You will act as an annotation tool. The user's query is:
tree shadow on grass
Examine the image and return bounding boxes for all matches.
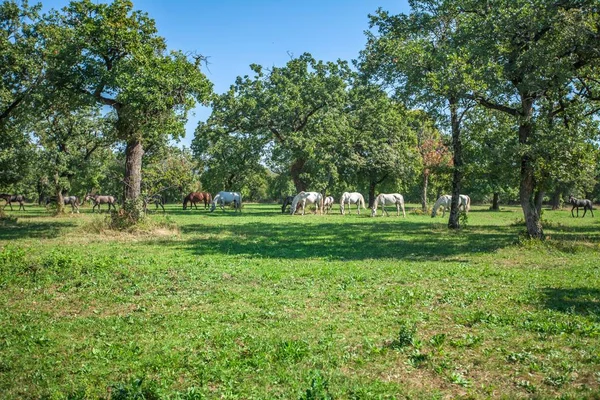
[540,288,600,321]
[172,220,518,261]
[0,219,76,241]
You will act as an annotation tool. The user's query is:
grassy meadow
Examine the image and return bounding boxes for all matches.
[0,202,599,399]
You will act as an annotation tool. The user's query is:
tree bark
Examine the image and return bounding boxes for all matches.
[421,172,429,212]
[448,97,462,230]
[290,158,308,193]
[124,138,144,202]
[551,190,561,210]
[53,171,65,215]
[492,192,500,211]
[368,180,376,209]
[519,99,544,239]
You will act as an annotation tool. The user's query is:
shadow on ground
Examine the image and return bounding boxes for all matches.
[0,220,76,241]
[168,220,520,261]
[540,287,600,320]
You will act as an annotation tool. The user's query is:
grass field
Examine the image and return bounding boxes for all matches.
[1,202,599,399]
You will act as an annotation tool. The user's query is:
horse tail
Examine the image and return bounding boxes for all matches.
[466,195,471,212]
[360,194,365,210]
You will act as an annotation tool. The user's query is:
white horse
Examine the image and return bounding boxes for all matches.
[210,191,242,213]
[340,192,366,215]
[323,196,335,214]
[290,191,322,215]
[371,193,406,217]
[431,194,471,217]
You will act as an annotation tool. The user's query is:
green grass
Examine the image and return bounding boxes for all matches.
[1,203,599,399]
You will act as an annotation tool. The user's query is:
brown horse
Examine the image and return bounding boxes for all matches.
[183,192,212,210]
[0,194,25,211]
[85,194,117,213]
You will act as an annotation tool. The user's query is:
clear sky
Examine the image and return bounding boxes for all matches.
[40,0,411,147]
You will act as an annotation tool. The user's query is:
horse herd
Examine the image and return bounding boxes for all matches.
[0,191,594,218]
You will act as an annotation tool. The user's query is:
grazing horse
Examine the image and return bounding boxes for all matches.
[143,194,165,213]
[290,191,323,215]
[340,192,365,215]
[371,193,406,217]
[569,195,594,218]
[281,196,295,214]
[323,196,335,214]
[46,196,80,213]
[183,192,211,210]
[282,195,304,214]
[0,194,25,211]
[431,194,471,217]
[210,191,242,213]
[85,194,117,213]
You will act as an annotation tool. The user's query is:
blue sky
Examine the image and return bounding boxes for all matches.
[41,0,411,147]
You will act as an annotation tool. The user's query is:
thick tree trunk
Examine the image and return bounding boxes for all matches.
[421,172,429,212]
[290,158,307,193]
[492,192,500,211]
[551,190,561,210]
[53,171,65,214]
[535,189,545,216]
[448,98,462,230]
[124,139,144,202]
[518,101,544,239]
[368,180,376,208]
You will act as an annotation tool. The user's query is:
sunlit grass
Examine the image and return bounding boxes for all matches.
[1,203,599,398]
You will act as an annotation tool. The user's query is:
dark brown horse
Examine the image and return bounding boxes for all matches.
[569,195,594,218]
[183,192,212,210]
[0,194,25,211]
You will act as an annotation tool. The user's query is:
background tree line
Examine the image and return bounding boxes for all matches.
[2,0,599,237]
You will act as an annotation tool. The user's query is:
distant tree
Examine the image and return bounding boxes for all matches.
[198,53,350,193]
[344,83,418,207]
[34,106,110,213]
[142,146,199,203]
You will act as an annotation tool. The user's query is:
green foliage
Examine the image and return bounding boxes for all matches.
[299,371,333,400]
[196,53,351,192]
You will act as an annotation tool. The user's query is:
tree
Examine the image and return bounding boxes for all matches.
[0,0,44,126]
[462,108,519,210]
[34,106,110,213]
[0,1,44,192]
[49,0,212,214]
[192,127,268,197]
[457,0,600,238]
[361,2,475,228]
[142,146,199,203]
[199,53,350,193]
[344,83,418,207]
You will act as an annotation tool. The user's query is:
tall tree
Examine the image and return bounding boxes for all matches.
[344,83,418,207]
[361,2,475,228]
[49,0,212,212]
[199,53,350,192]
[457,0,600,238]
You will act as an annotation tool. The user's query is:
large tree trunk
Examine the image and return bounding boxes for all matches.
[368,180,376,208]
[519,100,544,239]
[290,158,308,193]
[124,138,144,202]
[448,98,462,230]
[551,190,561,210]
[492,192,500,211]
[53,171,65,215]
[421,172,429,212]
